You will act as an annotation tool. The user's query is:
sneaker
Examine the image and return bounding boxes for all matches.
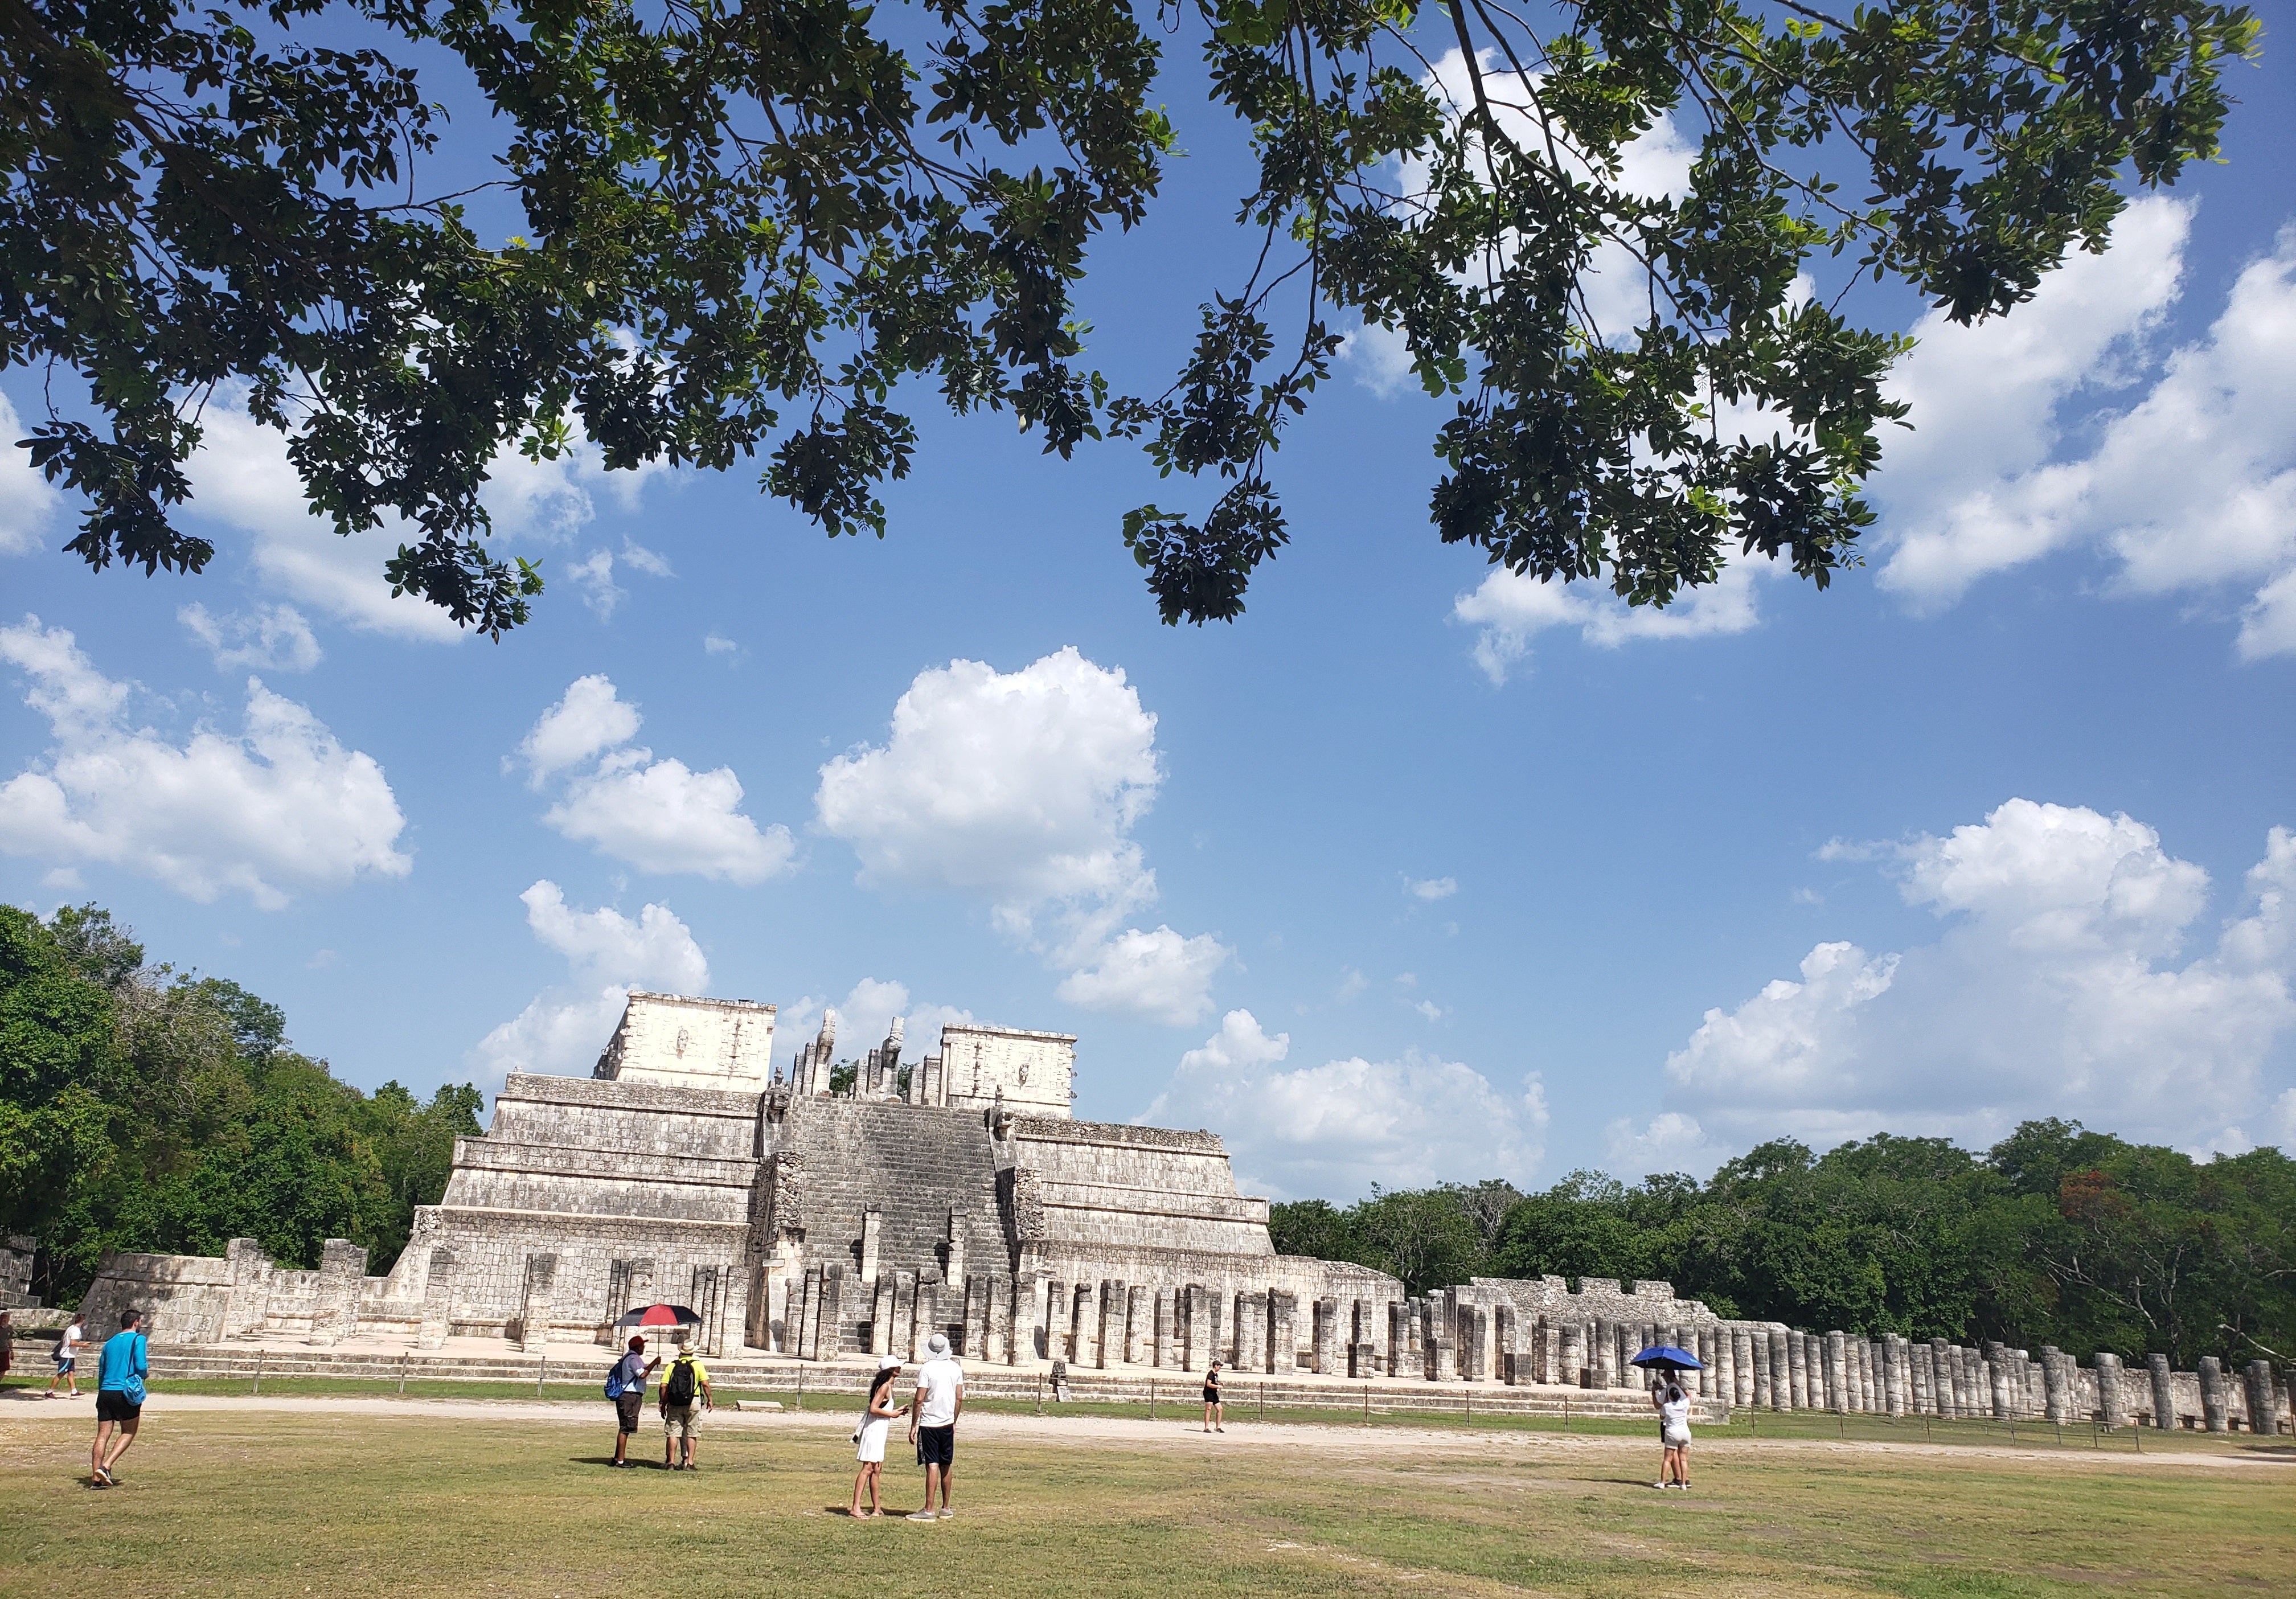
[906,1510,939,1522]
[1653,1481,1667,1490]
[937,1508,954,1519]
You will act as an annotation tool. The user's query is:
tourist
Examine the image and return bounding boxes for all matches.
[91,1309,148,1487]
[658,1343,712,1470]
[848,1354,903,1517]
[1202,1359,1224,1432]
[905,1331,964,1521]
[605,1335,659,1468]
[48,1312,86,1398]
[1654,1377,1692,1489]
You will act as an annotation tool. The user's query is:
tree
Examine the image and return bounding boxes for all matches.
[0,899,484,1302]
[5,0,2257,633]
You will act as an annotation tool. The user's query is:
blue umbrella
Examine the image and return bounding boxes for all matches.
[1631,1344,1704,1371]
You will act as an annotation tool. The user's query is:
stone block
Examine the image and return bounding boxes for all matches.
[309,1240,367,1347]
[1424,1336,1456,1383]
[1311,1296,1338,1376]
[417,1248,457,1350]
[516,1253,557,1352]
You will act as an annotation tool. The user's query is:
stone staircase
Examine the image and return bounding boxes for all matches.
[141,1343,1721,1421]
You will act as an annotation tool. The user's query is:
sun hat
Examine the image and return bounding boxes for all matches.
[926,1332,950,1356]
[877,1353,903,1370]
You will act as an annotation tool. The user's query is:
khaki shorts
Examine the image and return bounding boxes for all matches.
[662,1403,701,1438]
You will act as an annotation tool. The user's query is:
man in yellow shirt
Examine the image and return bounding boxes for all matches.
[658,1344,712,1471]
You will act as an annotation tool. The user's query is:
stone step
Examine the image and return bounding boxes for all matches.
[143,1344,1721,1420]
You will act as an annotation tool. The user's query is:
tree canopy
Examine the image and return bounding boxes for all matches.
[0,899,482,1305]
[1270,1127,2296,1367]
[4,0,2258,632]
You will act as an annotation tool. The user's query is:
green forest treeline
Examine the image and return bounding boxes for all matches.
[6,901,2291,1367]
[1273,1132,2296,1370]
[1,903,481,1306]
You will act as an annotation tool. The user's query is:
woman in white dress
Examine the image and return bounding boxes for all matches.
[849,1355,904,1517]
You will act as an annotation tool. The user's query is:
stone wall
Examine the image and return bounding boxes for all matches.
[1006,1117,1273,1257]
[592,991,777,1090]
[1,1233,37,1309]
[938,1024,1075,1117]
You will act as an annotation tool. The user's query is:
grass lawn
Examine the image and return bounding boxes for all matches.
[2,1405,2288,1597]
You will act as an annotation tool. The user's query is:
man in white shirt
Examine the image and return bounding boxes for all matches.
[905,1332,965,1521]
[48,1314,85,1398]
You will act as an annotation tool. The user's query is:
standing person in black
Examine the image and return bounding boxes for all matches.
[1202,1360,1224,1432]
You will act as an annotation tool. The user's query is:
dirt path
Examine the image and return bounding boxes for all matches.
[5,1389,2287,1475]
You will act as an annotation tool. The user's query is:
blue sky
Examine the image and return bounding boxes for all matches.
[5,7,2295,1202]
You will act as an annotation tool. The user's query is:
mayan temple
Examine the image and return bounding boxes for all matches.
[363,989,1399,1361]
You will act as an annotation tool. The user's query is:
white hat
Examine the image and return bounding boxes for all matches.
[926,1332,950,1356]
[876,1353,903,1371]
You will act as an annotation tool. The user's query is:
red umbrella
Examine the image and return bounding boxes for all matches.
[614,1303,702,1329]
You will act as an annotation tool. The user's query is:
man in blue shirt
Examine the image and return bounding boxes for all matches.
[606,1335,659,1469]
[92,1309,147,1487]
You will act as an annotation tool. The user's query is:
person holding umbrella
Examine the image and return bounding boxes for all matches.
[1630,1341,1702,1491]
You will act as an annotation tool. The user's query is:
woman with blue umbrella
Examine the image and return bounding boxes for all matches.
[1633,1342,1700,1490]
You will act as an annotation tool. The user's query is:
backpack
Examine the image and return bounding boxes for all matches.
[663,1355,696,1407]
[604,1357,629,1399]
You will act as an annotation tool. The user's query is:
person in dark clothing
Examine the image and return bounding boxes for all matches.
[1202,1360,1224,1432]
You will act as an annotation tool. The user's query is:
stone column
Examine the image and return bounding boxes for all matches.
[817,1266,847,1360]
[1312,1297,1339,1376]
[1591,1319,1615,1389]
[2242,1360,2278,1436]
[2198,1357,2229,1432]
[2039,1346,2068,1423]
[1095,1280,1124,1369]
[1749,1326,1770,1408]
[308,1239,367,1347]
[1425,1330,1457,1382]
[221,1238,273,1340]
[1621,1323,1642,1388]
[1153,1287,1175,1368]
[1493,1303,1518,1384]
[1855,1339,1874,1412]
[517,1253,557,1354]
[859,1210,882,1286]
[1037,1278,1065,1361]
[1819,1332,1843,1412]
[1459,1305,1487,1381]
[1558,1322,1585,1388]
[2092,1352,2123,1426]
[1269,1290,1298,1375]
[796,1266,822,1360]
[998,1272,1024,1366]
[2145,1352,2174,1428]
[1125,1284,1149,1364]
[1782,1331,1805,1409]
[416,1248,456,1351]
[1987,1349,2013,1420]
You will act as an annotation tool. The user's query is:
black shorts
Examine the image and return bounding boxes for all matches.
[96,1391,142,1424]
[614,1391,644,1433]
[1203,1388,1219,1404]
[916,1424,956,1469]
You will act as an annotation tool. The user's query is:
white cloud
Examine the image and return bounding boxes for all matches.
[1141,1009,1548,1200]
[1336,966,1369,1002]
[179,392,671,640]
[1604,1111,1728,1180]
[471,880,711,1084]
[564,548,624,619]
[516,675,796,883]
[1875,207,2296,655]
[0,615,409,907]
[1404,875,1457,901]
[0,392,60,555]
[1453,556,1766,684]
[517,674,644,784]
[703,633,739,659]
[1056,925,1231,1025]
[179,602,322,673]
[1663,800,2296,1154]
[817,647,1228,1022]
